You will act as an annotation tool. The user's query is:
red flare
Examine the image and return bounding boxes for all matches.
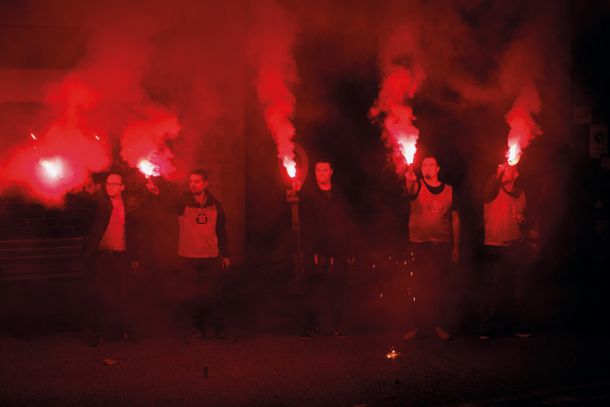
[370,39,425,176]
[250,0,298,179]
[120,106,181,179]
[283,157,297,178]
[137,159,160,178]
[38,156,67,185]
[506,143,521,166]
[398,136,417,165]
[505,84,542,166]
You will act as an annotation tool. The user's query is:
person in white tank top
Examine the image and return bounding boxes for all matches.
[403,156,461,341]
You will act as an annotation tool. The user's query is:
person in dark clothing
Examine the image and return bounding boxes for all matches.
[403,156,460,341]
[147,169,231,342]
[83,172,142,347]
[297,161,355,338]
[479,163,530,339]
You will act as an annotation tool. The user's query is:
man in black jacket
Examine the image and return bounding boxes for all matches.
[83,171,141,347]
[298,160,355,338]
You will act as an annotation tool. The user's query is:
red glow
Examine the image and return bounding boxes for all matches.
[398,136,417,165]
[137,159,160,178]
[30,133,38,141]
[386,348,400,360]
[505,84,542,166]
[370,43,425,175]
[506,143,521,166]
[284,157,297,178]
[121,106,181,178]
[251,1,298,179]
[3,123,110,205]
[38,157,66,183]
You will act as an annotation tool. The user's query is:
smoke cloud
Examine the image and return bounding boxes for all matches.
[248,0,299,178]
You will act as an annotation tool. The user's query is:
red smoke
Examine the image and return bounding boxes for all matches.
[370,29,425,176]
[120,106,181,179]
[505,83,542,165]
[249,0,299,179]
[3,122,109,206]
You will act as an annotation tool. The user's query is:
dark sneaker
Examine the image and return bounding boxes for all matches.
[300,329,317,339]
[402,328,418,341]
[479,331,492,340]
[215,330,238,343]
[122,332,140,344]
[434,326,452,341]
[332,329,347,339]
[89,333,104,348]
[183,330,204,344]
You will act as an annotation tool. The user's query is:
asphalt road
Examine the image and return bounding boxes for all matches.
[1,331,609,406]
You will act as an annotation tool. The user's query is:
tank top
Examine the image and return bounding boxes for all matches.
[409,181,453,243]
[484,187,526,246]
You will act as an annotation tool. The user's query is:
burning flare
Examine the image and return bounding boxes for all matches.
[386,348,400,360]
[121,106,181,179]
[506,143,522,166]
[284,158,297,178]
[38,157,66,183]
[398,136,417,165]
[250,0,298,180]
[137,159,160,178]
[371,67,423,172]
[505,84,542,166]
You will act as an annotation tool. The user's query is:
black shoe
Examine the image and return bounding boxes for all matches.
[122,332,140,344]
[89,333,104,347]
[479,330,493,340]
[183,330,204,344]
[215,330,238,343]
[300,328,317,339]
[332,329,347,339]
[402,329,418,341]
[434,326,452,341]
[479,324,492,340]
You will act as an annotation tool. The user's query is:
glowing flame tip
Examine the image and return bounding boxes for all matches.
[39,157,65,183]
[398,137,417,165]
[137,159,160,178]
[283,158,297,178]
[507,143,521,166]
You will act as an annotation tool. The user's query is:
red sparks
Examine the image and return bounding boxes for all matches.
[386,348,400,360]
[505,84,542,166]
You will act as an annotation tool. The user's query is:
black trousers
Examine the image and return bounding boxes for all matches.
[303,254,347,333]
[177,257,225,334]
[407,242,452,331]
[87,251,136,336]
[479,243,528,333]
